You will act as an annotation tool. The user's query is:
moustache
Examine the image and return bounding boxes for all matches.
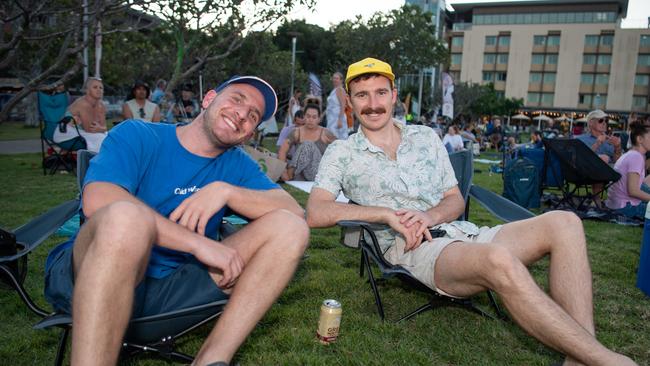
[361,107,386,115]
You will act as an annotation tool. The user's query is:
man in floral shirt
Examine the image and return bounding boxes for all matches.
[306,57,636,366]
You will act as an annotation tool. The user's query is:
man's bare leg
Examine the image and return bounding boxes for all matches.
[193,209,309,365]
[71,201,156,366]
[434,211,636,366]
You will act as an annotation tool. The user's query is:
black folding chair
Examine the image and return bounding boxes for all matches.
[338,150,535,322]
[542,138,621,211]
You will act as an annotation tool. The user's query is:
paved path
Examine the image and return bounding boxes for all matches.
[0,139,42,154]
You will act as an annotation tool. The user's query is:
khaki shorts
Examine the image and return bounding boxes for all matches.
[384,224,502,298]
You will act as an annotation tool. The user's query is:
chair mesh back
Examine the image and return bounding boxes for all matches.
[449,150,473,202]
[543,138,620,185]
[76,150,96,194]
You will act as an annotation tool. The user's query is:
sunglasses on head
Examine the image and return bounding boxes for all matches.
[139,108,145,118]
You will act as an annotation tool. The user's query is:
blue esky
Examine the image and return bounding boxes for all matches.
[286,0,650,29]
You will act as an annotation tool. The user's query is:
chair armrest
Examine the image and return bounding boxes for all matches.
[469,185,535,223]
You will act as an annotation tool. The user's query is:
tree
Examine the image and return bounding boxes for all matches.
[0,0,157,123]
[274,19,339,77]
[141,0,316,98]
[451,82,523,121]
[332,5,448,76]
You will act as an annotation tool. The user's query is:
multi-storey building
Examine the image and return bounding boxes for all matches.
[446,0,650,116]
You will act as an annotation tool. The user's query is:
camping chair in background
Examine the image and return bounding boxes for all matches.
[542,138,621,212]
[338,149,535,322]
[3,149,230,365]
[37,91,86,175]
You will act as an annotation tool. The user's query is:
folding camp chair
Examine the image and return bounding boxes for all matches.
[338,149,535,322]
[2,150,229,365]
[542,138,621,211]
[37,91,86,175]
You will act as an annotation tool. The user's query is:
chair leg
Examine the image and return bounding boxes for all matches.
[486,290,507,320]
[396,302,433,323]
[359,251,365,278]
[55,328,70,366]
[0,264,50,318]
[362,250,385,321]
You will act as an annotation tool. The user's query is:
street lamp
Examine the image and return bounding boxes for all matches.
[287,32,301,98]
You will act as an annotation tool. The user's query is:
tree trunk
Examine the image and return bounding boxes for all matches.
[24,91,39,127]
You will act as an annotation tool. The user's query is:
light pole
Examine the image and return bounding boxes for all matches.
[287,32,301,98]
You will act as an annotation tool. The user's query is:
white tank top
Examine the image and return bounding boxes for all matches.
[126,99,157,122]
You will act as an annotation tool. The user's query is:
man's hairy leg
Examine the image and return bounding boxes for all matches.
[71,201,156,366]
[193,209,309,365]
[433,212,636,366]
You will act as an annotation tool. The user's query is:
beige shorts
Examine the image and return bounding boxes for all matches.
[384,224,502,297]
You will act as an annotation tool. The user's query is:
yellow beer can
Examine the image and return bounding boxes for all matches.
[317,299,342,344]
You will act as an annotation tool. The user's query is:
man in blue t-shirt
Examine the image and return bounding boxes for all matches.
[44,76,308,365]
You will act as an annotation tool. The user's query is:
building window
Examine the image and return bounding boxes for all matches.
[498,36,510,47]
[496,72,507,81]
[581,73,595,84]
[633,96,648,107]
[600,35,614,46]
[543,73,556,83]
[529,72,542,83]
[634,74,649,86]
[579,94,592,105]
[534,35,546,46]
[639,54,650,67]
[482,72,494,82]
[495,91,505,98]
[452,36,464,47]
[527,92,541,104]
[541,93,554,106]
[547,35,560,46]
[585,35,599,46]
[597,55,611,65]
[485,36,497,46]
[451,54,462,65]
[532,54,544,64]
[641,35,650,47]
[484,53,496,64]
[546,54,558,64]
[583,54,597,65]
[595,74,609,85]
[498,54,509,64]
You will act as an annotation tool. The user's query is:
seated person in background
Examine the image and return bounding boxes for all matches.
[531,130,544,149]
[167,84,199,123]
[307,57,638,366]
[606,121,650,219]
[577,109,622,207]
[122,80,161,122]
[151,79,166,105]
[278,104,335,181]
[442,125,464,152]
[459,123,478,143]
[44,75,308,365]
[488,118,503,150]
[55,77,107,153]
[277,109,304,148]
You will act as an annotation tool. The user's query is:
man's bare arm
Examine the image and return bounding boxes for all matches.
[424,186,465,226]
[305,187,392,228]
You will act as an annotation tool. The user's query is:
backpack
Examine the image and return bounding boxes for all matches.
[503,157,540,208]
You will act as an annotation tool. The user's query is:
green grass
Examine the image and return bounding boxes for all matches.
[1,152,649,365]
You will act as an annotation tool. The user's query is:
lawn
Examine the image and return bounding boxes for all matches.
[0,150,649,365]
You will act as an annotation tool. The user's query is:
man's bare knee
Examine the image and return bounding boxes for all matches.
[262,209,309,256]
[483,245,529,294]
[85,201,156,261]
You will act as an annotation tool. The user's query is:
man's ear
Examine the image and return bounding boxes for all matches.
[202,89,217,109]
[391,88,398,104]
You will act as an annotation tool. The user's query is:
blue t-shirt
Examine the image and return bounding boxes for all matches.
[576,133,615,161]
[46,120,278,278]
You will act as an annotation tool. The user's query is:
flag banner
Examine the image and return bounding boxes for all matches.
[442,72,454,119]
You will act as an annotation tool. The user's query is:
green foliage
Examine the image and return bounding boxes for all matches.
[453,82,523,121]
[274,20,339,76]
[332,5,448,75]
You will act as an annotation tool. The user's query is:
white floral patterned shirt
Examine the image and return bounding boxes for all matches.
[315,121,467,251]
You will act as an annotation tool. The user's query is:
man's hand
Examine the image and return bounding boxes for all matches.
[192,240,244,288]
[394,209,435,250]
[88,120,106,133]
[608,135,621,148]
[169,182,231,235]
[385,211,430,252]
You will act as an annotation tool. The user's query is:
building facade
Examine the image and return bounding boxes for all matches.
[447,0,650,116]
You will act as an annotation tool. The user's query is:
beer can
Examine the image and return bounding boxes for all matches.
[317,299,342,344]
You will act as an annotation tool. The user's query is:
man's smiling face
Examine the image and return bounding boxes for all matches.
[347,74,396,133]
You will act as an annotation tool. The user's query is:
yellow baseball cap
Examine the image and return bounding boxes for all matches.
[345,57,395,91]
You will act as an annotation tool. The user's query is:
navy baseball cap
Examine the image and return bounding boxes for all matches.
[214,76,278,122]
